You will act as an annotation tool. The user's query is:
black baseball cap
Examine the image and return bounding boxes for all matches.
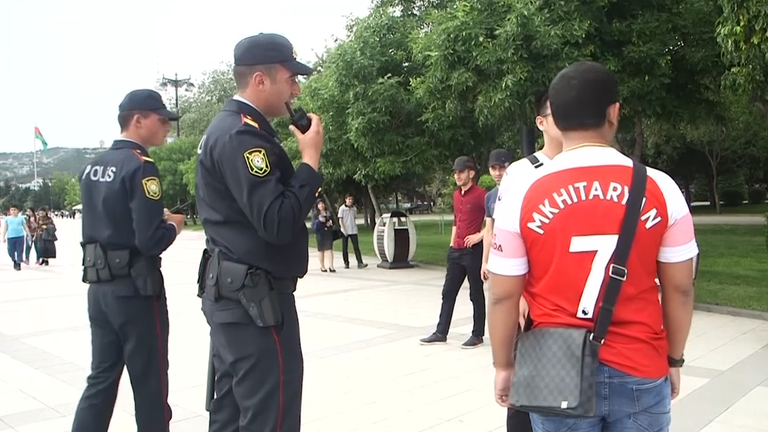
[452,156,476,171]
[488,149,512,167]
[118,89,180,121]
[234,33,314,76]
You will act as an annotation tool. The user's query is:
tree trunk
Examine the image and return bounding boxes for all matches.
[710,162,721,215]
[367,184,382,221]
[367,206,375,227]
[632,115,645,161]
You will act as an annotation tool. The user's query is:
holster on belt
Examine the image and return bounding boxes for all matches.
[197,248,212,298]
[204,250,283,328]
[130,256,163,296]
[82,243,130,284]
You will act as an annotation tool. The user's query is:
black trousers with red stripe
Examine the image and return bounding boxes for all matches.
[72,278,171,432]
[203,290,303,432]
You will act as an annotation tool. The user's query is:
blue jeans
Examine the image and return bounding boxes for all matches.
[7,236,24,263]
[530,363,671,432]
[25,236,36,261]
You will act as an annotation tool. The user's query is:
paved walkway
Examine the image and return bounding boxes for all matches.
[0,219,766,432]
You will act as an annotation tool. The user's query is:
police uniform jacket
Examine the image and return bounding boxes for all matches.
[80,139,177,257]
[196,98,323,279]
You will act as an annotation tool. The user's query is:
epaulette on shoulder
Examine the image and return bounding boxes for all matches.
[132,149,155,163]
[241,114,260,130]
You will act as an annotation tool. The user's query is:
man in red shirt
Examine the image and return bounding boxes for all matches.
[487,61,697,432]
[421,156,487,349]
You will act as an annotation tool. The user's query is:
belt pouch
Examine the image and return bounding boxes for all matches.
[217,259,249,304]
[83,243,112,283]
[106,250,131,278]
[204,250,222,300]
[130,256,163,296]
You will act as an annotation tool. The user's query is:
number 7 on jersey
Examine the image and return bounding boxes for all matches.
[569,234,619,319]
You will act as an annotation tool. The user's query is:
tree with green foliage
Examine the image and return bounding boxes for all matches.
[50,173,75,209]
[297,5,436,219]
[717,0,768,121]
[413,0,705,161]
[178,66,237,138]
[148,137,199,208]
[646,91,768,213]
[65,177,81,208]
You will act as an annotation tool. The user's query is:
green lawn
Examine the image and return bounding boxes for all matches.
[690,202,768,215]
[693,225,767,311]
[309,221,768,312]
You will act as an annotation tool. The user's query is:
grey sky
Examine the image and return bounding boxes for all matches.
[0,0,372,153]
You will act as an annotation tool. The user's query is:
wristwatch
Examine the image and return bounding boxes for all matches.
[667,355,685,368]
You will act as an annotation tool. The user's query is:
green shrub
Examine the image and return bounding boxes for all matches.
[692,177,710,202]
[717,173,747,207]
[478,174,497,191]
[748,187,767,204]
[720,189,745,207]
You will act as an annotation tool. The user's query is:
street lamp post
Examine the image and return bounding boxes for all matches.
[158,73,195,137]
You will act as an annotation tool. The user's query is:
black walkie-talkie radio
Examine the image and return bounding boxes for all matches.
[285,102,312,134]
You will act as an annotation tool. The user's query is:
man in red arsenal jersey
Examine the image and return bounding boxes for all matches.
[421,156,487,349]
[487,61,697,432]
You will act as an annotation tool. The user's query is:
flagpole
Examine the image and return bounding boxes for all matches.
[32,126,38,189]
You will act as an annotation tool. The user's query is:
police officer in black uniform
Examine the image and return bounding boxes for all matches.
[72,89,186,432]
[195,33,324,432]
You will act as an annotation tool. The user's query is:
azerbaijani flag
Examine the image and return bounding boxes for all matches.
[34,126,49,156]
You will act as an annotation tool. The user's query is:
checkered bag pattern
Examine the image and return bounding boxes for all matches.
[509,327,600,417]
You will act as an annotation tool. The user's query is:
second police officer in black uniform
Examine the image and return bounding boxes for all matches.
[195,34,325,431]
[72,89,186,432]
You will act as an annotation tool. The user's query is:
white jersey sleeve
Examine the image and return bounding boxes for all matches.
[487,163,537,277]
[648,168,699,263]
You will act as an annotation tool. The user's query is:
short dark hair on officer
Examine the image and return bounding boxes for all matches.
[233,65,277,90]
[232,33,313,90]
[118,111,152,132]
[117,89,179,132]
[548,61,619,132]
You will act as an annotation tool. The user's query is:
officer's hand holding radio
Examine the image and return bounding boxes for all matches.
[287,106,324,171]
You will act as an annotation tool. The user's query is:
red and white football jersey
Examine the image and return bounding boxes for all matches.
[488,146,698,379]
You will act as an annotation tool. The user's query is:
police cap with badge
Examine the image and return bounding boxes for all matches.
[234,33,314,76]
[118,89,180,121]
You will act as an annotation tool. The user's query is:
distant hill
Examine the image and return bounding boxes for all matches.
[0,147,106,182]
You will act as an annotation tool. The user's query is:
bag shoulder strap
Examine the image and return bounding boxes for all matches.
[591,160,648,344]
[526,154,544,169]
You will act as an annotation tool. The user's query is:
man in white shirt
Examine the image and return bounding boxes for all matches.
[482,91,563,281]
[338,194,368,269]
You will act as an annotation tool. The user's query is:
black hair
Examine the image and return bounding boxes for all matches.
[345,193,353,199]
[534,90,550,117]
[9,204,19,210]
[548,61,619,132]
[117,111,152,132]
[233,65,278,90]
